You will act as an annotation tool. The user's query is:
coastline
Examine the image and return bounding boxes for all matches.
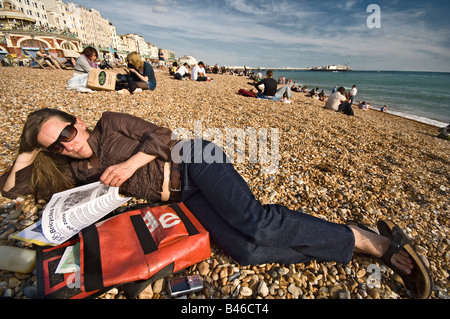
[0,67,449,300]
[271,69,450,128]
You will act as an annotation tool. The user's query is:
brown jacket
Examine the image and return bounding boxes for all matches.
[0,112,177,202]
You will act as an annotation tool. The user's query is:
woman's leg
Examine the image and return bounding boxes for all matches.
[178,140,355,264]
[184,190,320,265]
[284,86,293,99]
[279,85,292,99]
[146,80,156,91]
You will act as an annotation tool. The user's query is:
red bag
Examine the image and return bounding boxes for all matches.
[79,203,210,292]
[238,89,257,97]
[36,239,109,299]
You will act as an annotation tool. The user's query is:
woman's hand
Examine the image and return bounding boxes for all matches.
[100,152,156,187]
[100,162,136,187]
[129,68,148,82]
[3,149,40,192]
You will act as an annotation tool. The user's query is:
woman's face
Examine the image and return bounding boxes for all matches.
[37,117,93,159]
[88,54,97,62]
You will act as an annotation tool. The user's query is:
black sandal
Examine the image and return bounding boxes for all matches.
[377,219,433,299]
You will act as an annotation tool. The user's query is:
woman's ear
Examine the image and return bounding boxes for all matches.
[75,118,87,130]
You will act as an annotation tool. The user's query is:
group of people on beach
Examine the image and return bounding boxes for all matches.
[33,48,75,70]
[237,69,293,103]
[64,46,231,94]
[271,75,390,116]
[171,61,213,82]
[0,52,436,300]
[65,46,157,95]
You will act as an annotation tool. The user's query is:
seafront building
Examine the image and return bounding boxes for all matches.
[0,0,178,65]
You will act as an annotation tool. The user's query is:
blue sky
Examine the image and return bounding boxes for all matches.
[74,0,450,72]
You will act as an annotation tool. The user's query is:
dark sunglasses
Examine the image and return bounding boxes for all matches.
[47,121,78,154]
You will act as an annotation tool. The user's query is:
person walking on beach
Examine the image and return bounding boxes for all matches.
[0,108,432,299]
[349,85,358,106]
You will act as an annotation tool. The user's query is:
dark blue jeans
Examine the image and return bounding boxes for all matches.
[176,140,355,265]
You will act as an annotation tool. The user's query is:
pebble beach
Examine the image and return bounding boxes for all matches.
[0,67,449,300]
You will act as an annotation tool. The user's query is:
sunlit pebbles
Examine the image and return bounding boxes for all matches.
[0,67,449,299]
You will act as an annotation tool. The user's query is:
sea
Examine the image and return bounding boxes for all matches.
[271,70,450,128]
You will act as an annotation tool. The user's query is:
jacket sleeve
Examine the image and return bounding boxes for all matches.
[98,112,175,162]
[254,80,264,93]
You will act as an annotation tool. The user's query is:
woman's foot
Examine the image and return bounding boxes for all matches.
[349,225,414,274]
[349,220,432,299]
[117,89,130,95]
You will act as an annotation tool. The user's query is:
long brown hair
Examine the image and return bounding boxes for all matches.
[19,109,77,200]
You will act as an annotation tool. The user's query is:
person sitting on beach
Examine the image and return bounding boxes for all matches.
[66,47,99,92]
[212,64,220,74]
[73,46,98,75]
[380,105,388,112]
[17,54,27,67]
[254,69,293,103]
[174,63,190,80]
[0,108,433,299]
[256,69,263,81]
[120,52,157,94]
[291,82,301,92]
[325,87,348,112]
[170,62,178,76]
[307,88,316,98]
[36,48,61,70]
[324,87,354,116]
[57,52,75,69]
[358,101,371,110]
[318,90,326,101]
[191,61,209,81]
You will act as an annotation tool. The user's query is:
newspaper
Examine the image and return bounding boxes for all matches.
[11,220,53,246]
[41,181,131,245]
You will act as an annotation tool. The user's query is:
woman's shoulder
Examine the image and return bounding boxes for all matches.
[98,111,147,127]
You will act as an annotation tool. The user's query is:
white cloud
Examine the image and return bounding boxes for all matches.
[152,5,169,13]
[73,0,450,71]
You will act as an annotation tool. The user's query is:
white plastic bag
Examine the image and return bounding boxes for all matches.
[67,74,93,92]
